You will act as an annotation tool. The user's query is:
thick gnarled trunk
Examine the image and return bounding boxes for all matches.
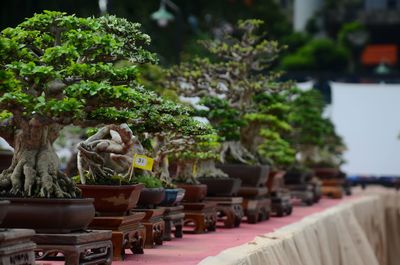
[0,123,78,198]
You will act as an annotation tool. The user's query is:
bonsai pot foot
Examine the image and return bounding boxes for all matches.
[271,193,293,217]
[205,197,244,228]
[131,208,165,248]
[88,212,146,261]
[33,230,112,265]
[159,205,185,241]
[243,197,271,223]
[181,202,217,234]
[0,229,36,265]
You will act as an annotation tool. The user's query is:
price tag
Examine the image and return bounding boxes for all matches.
[132,154,154,171]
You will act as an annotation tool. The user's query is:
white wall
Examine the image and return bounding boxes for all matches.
[293,0,322,32]
[331,82,400,176]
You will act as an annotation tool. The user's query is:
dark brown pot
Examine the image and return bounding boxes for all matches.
[0,200,9,225]
[176,184,207,202]
[313,167,341,179]
[78,184,144,215]
[197,177,242,196]
[0,150,13,171]
[137,188,165,208]
[266,171,286,192]
[0,198,95,233]
[217,164,270,187]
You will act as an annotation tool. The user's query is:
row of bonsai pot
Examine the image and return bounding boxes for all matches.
[0,163,350,264]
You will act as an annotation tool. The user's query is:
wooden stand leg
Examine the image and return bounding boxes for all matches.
[163,220,172,241]
[111,232,124,261]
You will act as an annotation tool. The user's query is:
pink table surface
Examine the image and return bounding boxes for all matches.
[38,197,351,265]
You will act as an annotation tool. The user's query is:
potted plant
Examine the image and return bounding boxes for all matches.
[167,20,290,187]
[0,11,157,232]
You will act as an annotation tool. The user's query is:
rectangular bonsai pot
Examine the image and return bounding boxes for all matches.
[217,164,270,187]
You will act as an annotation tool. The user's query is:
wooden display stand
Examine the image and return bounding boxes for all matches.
[181,202,217,233]
[131,208,165,248]
[33,230,112,265]
[205,197,244,228]
[238,187,271,223]
[160,205,185,241]
[88,212,146,261]
[267,171,293,217]
[0,229,36,265]
[321,179,344,199]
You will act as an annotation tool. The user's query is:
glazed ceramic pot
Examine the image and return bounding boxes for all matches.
[79,184,144,215]
[137,188,166,208]
[160,188,186,206]
[1,198,95,233]
[197,177,242,196]
[176,184,207,202]
[217,164,270,187]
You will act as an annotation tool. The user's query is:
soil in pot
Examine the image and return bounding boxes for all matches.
[0,200,9,225]
[0,198,95,233]
[78,184,144,216]
[176,184,207,203]
[217,164,270,187]
[197,177,242,197]
[137,188,165,209]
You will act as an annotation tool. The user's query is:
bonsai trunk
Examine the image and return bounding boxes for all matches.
[0,122,78,198]
[196,160,228,178]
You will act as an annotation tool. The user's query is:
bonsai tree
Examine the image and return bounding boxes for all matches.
[173,133,226,184]
[167,19,290,164]
[0,11,160,198]
[255,90,296,170]
[287,89,345,169]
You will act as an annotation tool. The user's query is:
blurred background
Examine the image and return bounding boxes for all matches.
[1,0,400,177]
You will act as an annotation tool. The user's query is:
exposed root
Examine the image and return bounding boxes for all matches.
[196,159,228,178]
[220,141,256,164]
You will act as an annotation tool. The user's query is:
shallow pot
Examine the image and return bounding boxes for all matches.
[160,188,186,206]
[0,198,94,233]
[0,150,13,171]
[217,164,270,187]
[79,184,144,215]
[197,177,242,196]
[0,200,9,225]
[313,167,341,179]
[137,188,165,208]
[176,184,207,202]
[266,171,286,192]
[284,171,313,185]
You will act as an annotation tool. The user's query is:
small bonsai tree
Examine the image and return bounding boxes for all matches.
[167,19,289,164]
[255,90,296,170]
[287,89,345,169]
[0,11,158,198]
[173,133,226,184]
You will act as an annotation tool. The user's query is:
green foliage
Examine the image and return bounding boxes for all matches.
[132,175,163,188]
[0,11,156,130]
[287,89,346,168]
[258,129,295,169]
[281,38,349,71]
[338,21,367,48]
[197,96,245,141]
[73,174,137,185]
[167,20,290,163]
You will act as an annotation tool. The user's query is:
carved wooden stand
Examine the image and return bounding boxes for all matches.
[131,208,165,249]
[0,229,36,265]
[160,205,185,241]
[181,202,217,233]
[88,212,146,261]
[270,191,292,217]
[205,197,244,228]
[238,187,271,224]
[33,230,112,265]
